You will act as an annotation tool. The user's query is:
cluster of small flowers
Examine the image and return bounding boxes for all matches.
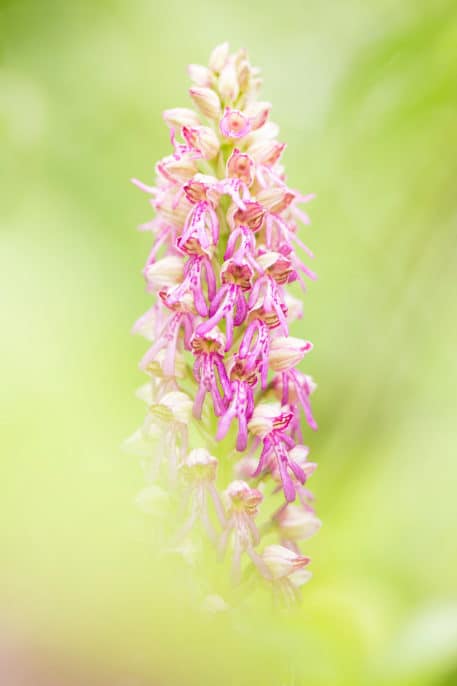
[128,43,321,601]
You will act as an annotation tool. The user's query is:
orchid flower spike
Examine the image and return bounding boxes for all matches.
[128,43,320,602]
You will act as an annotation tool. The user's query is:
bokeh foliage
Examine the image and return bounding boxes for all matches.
[1,0,457,684]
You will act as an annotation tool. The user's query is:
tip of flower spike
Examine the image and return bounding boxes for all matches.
[209,42,230,73]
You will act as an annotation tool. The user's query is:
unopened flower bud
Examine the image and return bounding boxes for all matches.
[269,337,313,372]
[218,61,239,103]
[262,544,310,580]
[233,47,248,69]
[233,49,251,91]
[236,59,251,93]
[144,256,184,289]
[189,87,221,119]
[163,107,201,128]
[248,402,292,438]
[158,155,198,182]
[275,505,322,541]
[209,42,229,73]
[188,63,214,87]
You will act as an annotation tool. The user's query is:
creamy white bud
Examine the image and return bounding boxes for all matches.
[188,63,214,87]
[269,336,313,372]
[233,49,251,92]
[144,256,184,289]
[209,42,229,72]
[163,107,201,128]
[236,59,251,93]
[276,505,322,541]
[159,155,198,181]
[189,87,221,120]
[218,61,239,103]
[248,402,282,438]
[263,544,310,579]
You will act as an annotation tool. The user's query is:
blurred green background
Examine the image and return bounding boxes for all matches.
[2,0,457,684]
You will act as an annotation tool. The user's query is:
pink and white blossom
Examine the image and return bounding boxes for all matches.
[129,43,321,601]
